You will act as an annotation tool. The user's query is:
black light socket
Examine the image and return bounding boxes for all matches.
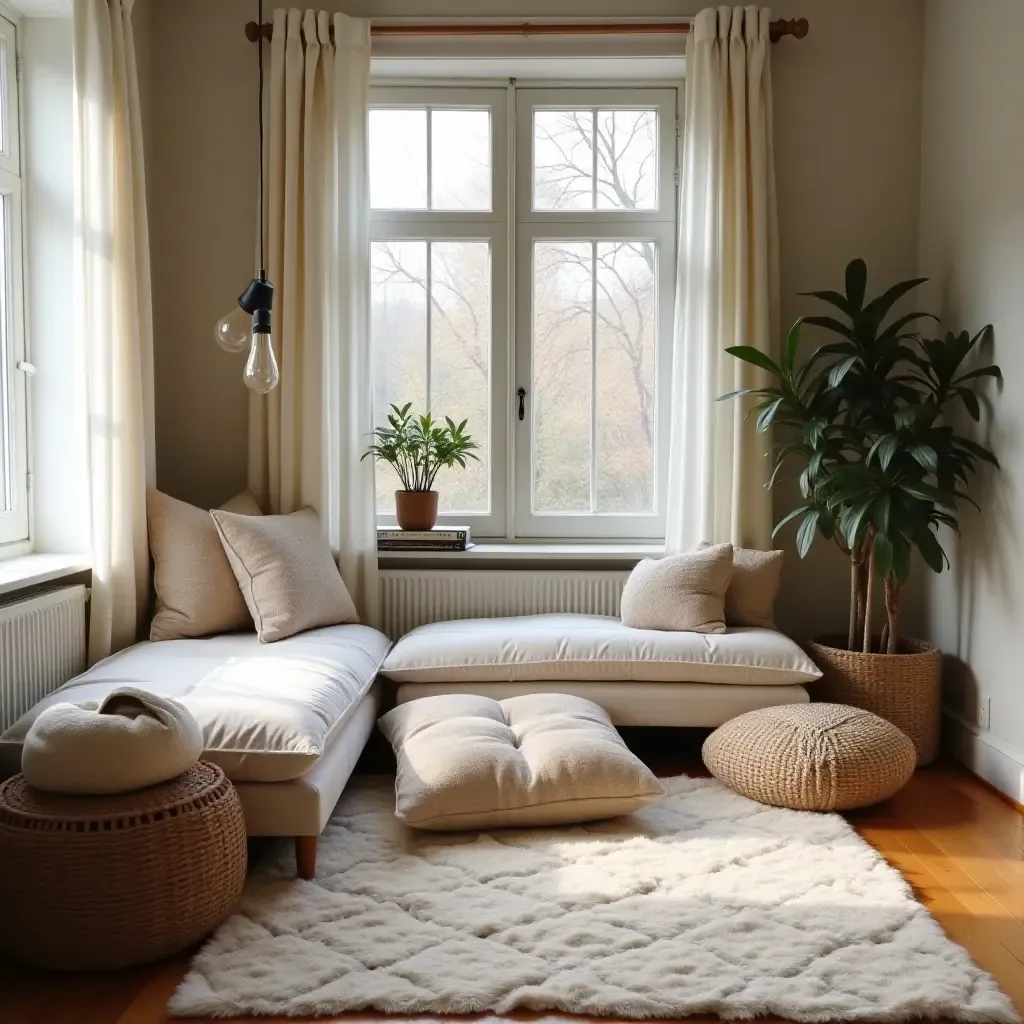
[238,275,275,315]
[253,307,272,334]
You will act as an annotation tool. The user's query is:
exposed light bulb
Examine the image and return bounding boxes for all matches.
[243,331,279,394]
[214,305,253,353]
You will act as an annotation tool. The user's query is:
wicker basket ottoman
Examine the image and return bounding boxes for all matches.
[702,703,916,811]
[0,761,246,970]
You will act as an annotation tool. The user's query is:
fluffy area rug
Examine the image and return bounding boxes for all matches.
[170,775,1017,1022]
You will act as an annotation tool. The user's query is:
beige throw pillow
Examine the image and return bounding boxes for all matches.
[697,541,784,628]
[148,488,262,641]
[620,543,732,633]
[378,693,664,831]
[211,506,359,643]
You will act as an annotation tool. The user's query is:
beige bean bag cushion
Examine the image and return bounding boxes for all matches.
[21,687,203,795]
[620,543,732,632]
[378,693,664,831]
[702,703,916,811]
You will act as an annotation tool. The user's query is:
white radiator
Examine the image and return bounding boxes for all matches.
[0,585,88,732]
[379,570,630,640]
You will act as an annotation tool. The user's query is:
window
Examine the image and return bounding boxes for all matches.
[370,86,676,540]
[0,14,27,549]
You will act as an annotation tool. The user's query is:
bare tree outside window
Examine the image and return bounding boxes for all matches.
[531,109,659,514]
[371,240,491,515]
[368,89,673,538]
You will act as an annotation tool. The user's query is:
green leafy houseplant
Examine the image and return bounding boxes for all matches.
[721,258,1001,655]
[362,402,480,530]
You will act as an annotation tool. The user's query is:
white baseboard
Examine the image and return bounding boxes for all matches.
[943,707,1024,805]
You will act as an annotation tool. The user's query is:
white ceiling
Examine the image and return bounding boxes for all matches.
[3,0,71,18]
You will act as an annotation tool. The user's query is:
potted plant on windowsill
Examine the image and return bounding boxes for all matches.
[721,259,1002,764]
[362,402,480,532]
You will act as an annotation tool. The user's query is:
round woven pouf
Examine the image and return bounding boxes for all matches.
[0,761,246,970]
[702,703,916,811]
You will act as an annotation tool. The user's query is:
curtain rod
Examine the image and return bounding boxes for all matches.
[244,18,809,44]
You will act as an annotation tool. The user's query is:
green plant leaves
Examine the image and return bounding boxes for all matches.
[724,346,782,377]
[845,259,867,313]
[363,402,480,491]
[718,260,1000,604]
[795,509,820,557]
[828,355,859,389]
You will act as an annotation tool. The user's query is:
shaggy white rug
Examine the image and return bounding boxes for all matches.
[170,776,1017,1022]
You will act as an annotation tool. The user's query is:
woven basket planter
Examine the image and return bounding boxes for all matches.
[807,635,942,766]
[0,761,247,971]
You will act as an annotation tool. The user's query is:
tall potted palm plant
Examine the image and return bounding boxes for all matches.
[721,259,1001,763]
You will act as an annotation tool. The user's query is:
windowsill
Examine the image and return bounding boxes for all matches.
[0,552,91,598]
[378,541,662,569]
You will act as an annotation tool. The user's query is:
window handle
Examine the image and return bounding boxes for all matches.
[517,387,526,421]
[16,361,37,376]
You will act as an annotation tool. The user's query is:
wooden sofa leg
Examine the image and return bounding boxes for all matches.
[295,835,318,879]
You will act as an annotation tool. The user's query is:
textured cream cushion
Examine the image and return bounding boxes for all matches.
[698,541,784,629]
[1,625,391,783]
[702,703,917,811]
[381,614,821,685]
[620,543,732,632]
[21,687,203,794]
[211,507,359,643]
[148,488,262,641]
[378,693,664,830]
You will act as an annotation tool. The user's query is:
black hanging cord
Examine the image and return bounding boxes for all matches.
[257,0,266,279]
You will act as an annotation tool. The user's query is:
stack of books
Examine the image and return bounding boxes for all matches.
[377,525,473,552]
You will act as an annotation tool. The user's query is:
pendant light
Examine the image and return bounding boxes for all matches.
[214,0,279,394]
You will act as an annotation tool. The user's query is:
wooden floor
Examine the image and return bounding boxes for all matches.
[2,735,1023,1024]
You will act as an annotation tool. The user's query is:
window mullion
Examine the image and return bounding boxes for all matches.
[425,241,433,418]
[589,239,597,515]
[425,107,433,211]
[590,109,598,210]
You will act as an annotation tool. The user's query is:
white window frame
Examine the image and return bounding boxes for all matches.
[369,86,509,538]
[368,84,678,542]
[514,87,677,539]
[0,11,28,550]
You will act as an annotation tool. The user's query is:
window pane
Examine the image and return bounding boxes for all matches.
[0,192,11,513]
[532,241,592,512]
[595,110,658,210]
[533,109,658,212]
[369,109,427,209]
[431,110,491,212]
[533,111,593,211]
[595,241,657,512]
[0,41,7,155]
[371,240,491,516]
[371,240,427,512]
[430,241,490,513]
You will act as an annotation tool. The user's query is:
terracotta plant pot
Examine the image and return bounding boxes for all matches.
[806,635,942,766]
[395,490,439,531]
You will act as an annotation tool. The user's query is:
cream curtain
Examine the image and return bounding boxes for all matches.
[666,5,779,552]
[74,0,155,663]
[248,10,379,624]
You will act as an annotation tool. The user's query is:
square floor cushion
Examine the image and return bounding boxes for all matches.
[378,692,664,831]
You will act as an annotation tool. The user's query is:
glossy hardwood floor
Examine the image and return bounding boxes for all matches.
[2,731,1023,1024]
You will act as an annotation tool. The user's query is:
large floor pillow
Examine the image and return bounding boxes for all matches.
[378,692,664,831]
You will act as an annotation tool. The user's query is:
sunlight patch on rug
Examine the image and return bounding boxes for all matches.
[170,775,1017,1022]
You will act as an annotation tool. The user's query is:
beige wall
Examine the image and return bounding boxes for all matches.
[918,0,1024,797]
[145,0,925,640]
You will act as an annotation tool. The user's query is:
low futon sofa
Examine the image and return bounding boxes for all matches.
[0,612,820,878]
[0,624,389,879]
